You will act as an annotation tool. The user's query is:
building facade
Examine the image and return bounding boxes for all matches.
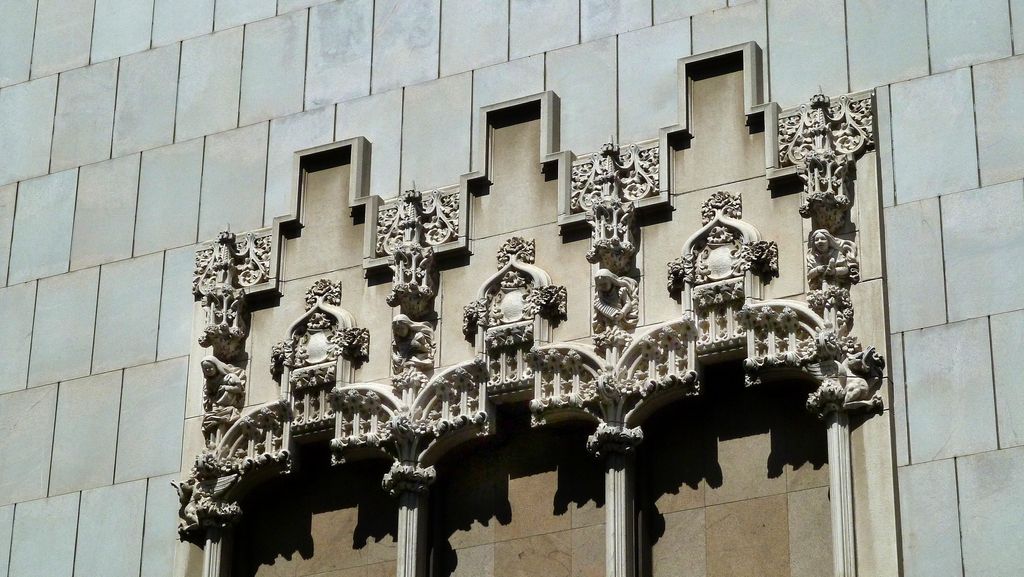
[0,1,1021,577]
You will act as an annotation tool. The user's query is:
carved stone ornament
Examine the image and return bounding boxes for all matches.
[574,141,659,274]
[175,399,290,541]
[391,314,436,390]
[194,229,274,296]
[806,229,860,335]
[593,269,640,355]
[777,92,874,232]
[271,279,370,436]
[375,187,460,258]
[380,189,443,317]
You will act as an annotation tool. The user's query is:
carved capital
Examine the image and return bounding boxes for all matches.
[586,422,643,457]
[382,461,436,495]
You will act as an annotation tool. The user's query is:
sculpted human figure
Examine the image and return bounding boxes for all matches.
[593,269,639,333]
[806,229,860,290]
[200,355,246,447]
[392,314,435,371]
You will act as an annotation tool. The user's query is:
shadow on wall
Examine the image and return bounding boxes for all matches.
[430,404,606,577]
[233,444,398,577]
[638,360,829,577]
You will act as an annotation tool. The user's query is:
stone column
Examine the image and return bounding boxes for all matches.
[604,451,636,577]
[396,490,429,577]
[202,527,233,577]
[384,460,435,577]
[826,410,856,577]
[589,422,643,577]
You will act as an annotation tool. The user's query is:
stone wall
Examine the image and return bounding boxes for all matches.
[0,1,1021,577]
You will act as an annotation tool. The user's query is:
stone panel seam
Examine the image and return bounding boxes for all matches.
[953,456,968,577]
[44,382,59,498]
[923,0,934,76]
[968,65,983,190]
[1010,0,1017,54]
[22,281,39,392]
[986,316,1003,449]
[87,265,103,375]
[136,477,150,576]
[301,7,310,112]
[935,197,951,326]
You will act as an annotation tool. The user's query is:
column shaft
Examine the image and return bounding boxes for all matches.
[827,411,856,577]
[396,490,428,577]
[605,452,635,577]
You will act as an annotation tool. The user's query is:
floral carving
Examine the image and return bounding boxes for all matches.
[778,93,874,232]
[194,229,273,297]
[382,461,436,495]
[375,187,459,258]
[700,190,742,224]
[383,190,441,317]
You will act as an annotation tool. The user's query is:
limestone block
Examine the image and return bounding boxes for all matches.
[787,487,832,577]
[850,410,899,576]
[991,310,1024,447]
[8,169,75,286]
[0,282,34,393]
[581,0,651,42]
[71,154,139,270]
[0,0,35,87]
[31,0,92,78]
[904,318,997,462]
[470,55,544,170]
[670,68,765,194]
[75,480,147,577]
[52,59,118,172]
[891,69,978,203]
[28,269,98,386]
[692,1,767,54]
[306,0,372,108]
[470,118,559,238]
[705,430,787,506]
[898,459,962,577]
[153,0,213,46]
[49,371,121,496]
[509,0,578,59]
[957,445,1024,576]
[0,183,12,284]
[179,416,204,473]
[0,385,56,505]
[927,0,1011,74]
[876,86,897,208]
[846,0,928,91]
[768,0,847,106]
[651,508,705,577]
[441,0,508,76]
[141,473,181,577]
[214,0,276,30]
[849,279,888,365]
[493,531,572,576]
[115,357,187,482]
[113,44,179,157]
[890,334,910,466]
[7,492,78,577]
[175,28,242,142]
[93,253,163,373]
[852,153,884,282]
[450,544,494,577]
[158,245,199,361]
[705,494,790,577]
[569,523,604,576]
[265,106,335,223]
[279,161,363,280]
[198,122,269,240]
[280,0,332,12]
[401,73,472,190]
[617,19,691,144]
[974,55,1024,186]
[654,0,724,23]
[336,88,403,199]
[546,37,617,156]
[0,503,10,577]
[941,181,1024,321]
[1016,0,1024,55]
[370,0,440,93]
[135,139,203,256]
[91,0,154,63]
[882,199,947,332]
[0,76,57,187]
[240,10,307,126]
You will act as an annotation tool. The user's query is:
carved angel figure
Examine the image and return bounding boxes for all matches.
[593,269,639,333]
[200,355,246,448]
[806,229,860,291]
[391,314,435,371]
